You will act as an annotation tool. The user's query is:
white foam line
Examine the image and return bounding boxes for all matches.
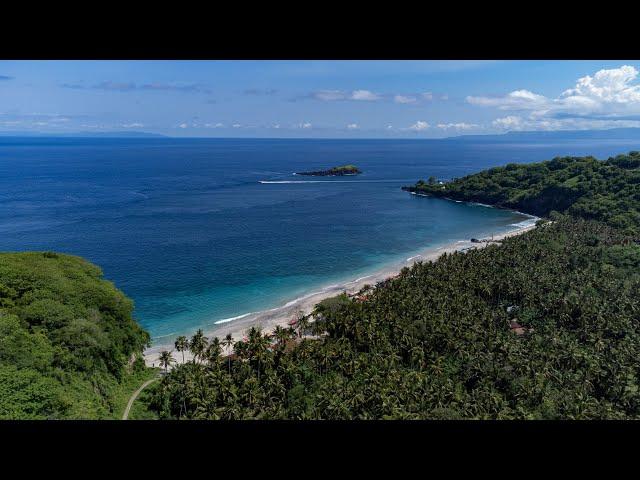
[214,311,255,324]
[345,274,374,285]
[154,332,178,339]
[406,255,422,262]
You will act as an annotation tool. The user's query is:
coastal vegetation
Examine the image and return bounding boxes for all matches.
[4,150,640,419]
[0,252,150,419]
[147,152,640,420]
[403,151,640,234]
[296,164,362,176]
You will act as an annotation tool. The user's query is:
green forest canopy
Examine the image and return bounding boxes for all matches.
[404,151,640,234]
[148,151,640,419]
[0,252,149,419]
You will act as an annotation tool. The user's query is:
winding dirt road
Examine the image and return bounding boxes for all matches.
[122,376,160,420]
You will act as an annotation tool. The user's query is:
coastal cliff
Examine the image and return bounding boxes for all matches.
[403,151,640,233]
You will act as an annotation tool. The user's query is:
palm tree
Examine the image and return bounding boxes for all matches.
[206,337,222,365]
[223,333,234,373]
[158,350,174,373]
[272,325,289,350]
[296,311,310,339]
[174,335,188,363]
[189,329,209,364]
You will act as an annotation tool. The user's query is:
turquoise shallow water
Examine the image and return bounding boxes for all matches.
[0,137,636,343]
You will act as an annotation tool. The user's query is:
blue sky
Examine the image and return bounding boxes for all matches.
[2,60,640,138]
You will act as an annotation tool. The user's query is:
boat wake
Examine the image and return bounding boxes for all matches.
[260,179,414,184]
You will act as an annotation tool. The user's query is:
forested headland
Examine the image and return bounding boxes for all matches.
[0,252,150,419]
[403,151,640,234]
[146,151,640,419]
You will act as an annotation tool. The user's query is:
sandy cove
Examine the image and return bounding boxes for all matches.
[144,221,538,367]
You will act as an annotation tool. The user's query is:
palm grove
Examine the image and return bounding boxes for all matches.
[2,151,640,419]
[148,151,640,419]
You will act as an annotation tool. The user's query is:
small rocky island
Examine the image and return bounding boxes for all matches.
[296,164,362,176]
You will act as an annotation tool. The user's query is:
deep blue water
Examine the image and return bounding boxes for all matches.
[1,137,638,343]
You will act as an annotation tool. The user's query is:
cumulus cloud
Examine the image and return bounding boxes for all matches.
[311,90,346,101]
[301,122,312,129]
[492,116,524,130]
[178,123,189,129]
[350,90,380,101]
[394,95,417,104]
[562,65,640,104]
[306,89,442,105]
[436,122,478,130]
[122,122,144,128]
[347,123,359,129]
[469,65,640,131]
[409,121,430,131]
[204,122,225,128]
[491,114,640,132]
[307,89,381,102]
[467,89,549,110]
[0,113,76,129]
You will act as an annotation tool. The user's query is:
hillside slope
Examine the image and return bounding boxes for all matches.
[0,252,150,419]
[404,151,640,233]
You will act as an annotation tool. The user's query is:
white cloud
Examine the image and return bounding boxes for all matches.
[409,121,430,131]
[232,123,242,128]
[436,122,478,130]
[467,89,549,110]
[178,123,188,129]
[492,116,525,130]
[347,123,359,130]
[350,90,380,101]
[422,92,433,101]
[310,89,380,102]
[313,90,346,101]
[122,122,144,128]
[469,65,640,131]
[386,125,393,130]
[562,65,640,104]
[491,114,640,132]
[204,122,224,128]
[394,95,417,104]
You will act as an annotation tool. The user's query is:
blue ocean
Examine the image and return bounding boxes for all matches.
[0,137,637,344]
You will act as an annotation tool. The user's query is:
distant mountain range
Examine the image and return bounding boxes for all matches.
[452,127,640,142]
[0,131,167,138]
[1,127,640,142]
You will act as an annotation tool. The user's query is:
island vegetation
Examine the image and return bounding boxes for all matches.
[144,151,640,419]
[296,164,362,176]
[0,252,150,419]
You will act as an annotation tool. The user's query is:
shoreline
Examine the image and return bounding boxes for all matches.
[144,217,539,367]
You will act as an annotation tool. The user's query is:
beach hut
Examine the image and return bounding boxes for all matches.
[509,320,527,336]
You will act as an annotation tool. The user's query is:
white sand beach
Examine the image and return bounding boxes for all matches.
[144,220,539,367]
